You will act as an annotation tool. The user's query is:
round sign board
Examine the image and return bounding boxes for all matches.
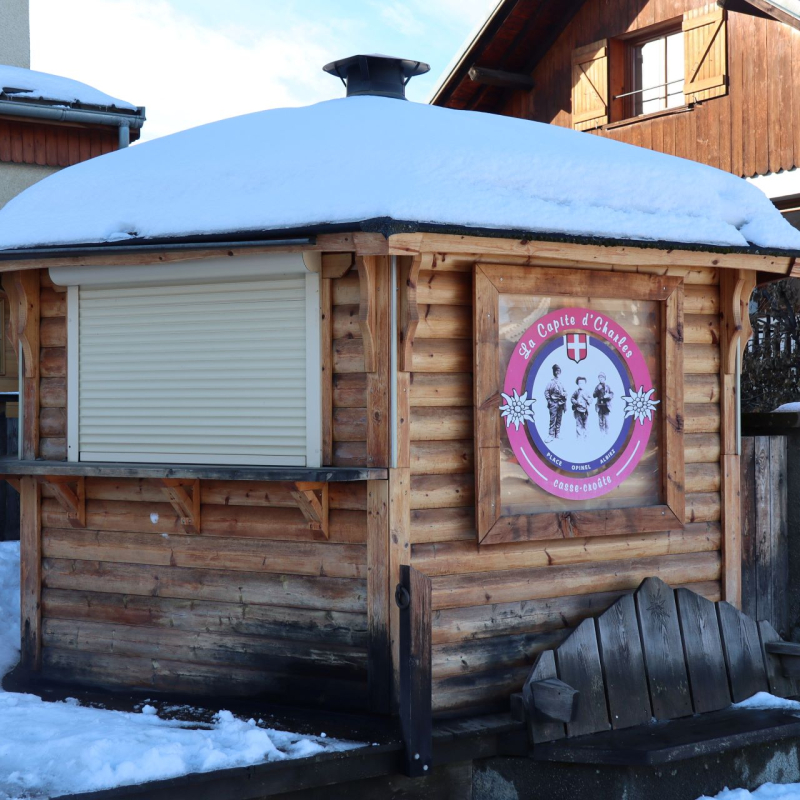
[501,307,659,500]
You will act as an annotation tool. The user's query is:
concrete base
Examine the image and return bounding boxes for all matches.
[474,740,800,800]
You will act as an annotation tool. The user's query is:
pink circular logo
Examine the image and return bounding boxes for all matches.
[501,307,658,500]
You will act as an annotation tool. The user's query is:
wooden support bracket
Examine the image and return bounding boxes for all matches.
[161,478,201,534]
[42,475,85,528]
[398,253,431,372]
[0,475,21,493]
[720,268,757,375]
[292,481,329,538]
[358,255,379,373]
[321,252,355,279]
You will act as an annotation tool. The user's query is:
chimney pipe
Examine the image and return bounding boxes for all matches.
[323,54,430,100]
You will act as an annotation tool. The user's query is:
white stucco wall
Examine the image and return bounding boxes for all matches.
[0,162,58,209]
[0,0,30,68]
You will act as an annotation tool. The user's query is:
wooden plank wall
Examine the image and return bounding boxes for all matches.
[25,261,391,710]
[401,255,724,715]
[741,435,788,635]
[331,264,369,466]
[40,271,67,460]
[0,119,118,168]
[38,477,372,706]
[499,0,800,179]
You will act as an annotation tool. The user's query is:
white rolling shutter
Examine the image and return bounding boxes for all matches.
[74,276,319,466]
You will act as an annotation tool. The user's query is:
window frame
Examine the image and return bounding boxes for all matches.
[473,264,685,546]
[63,261,322,468]
[629,26,685,118]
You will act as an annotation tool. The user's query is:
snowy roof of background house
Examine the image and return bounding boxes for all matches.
[0,64,137,110]
[0,95,799,253]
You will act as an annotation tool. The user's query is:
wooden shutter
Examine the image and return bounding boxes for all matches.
[75,276,317,466]
[572,40,610,131]
[683,4,728,102]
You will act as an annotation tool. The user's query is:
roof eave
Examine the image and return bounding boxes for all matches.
[0,219,796,267]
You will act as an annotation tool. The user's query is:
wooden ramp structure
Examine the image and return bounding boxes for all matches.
[515,577,800,765]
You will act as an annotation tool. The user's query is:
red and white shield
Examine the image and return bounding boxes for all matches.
[565,333,588,364]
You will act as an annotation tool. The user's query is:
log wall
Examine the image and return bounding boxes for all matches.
[21,259,392,711]
[331,265,369,466]
[398,254,724,715]
[37,476,373,707]
[39,271,66,461]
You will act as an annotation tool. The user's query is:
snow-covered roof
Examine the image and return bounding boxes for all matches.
[0,96,798,253]
[0,64,137,110]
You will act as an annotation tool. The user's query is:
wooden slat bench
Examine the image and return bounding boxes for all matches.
[515,577,800,765]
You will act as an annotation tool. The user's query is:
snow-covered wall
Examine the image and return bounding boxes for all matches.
[0,0,30,69]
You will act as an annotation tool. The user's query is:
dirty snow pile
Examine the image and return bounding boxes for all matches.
[0,64,135,109]
[0,542,20,680]
[0,96,799,252]
[694,694,800,800]
[0,541,362,799]
[699,784,800,799]
[774,402,800,413]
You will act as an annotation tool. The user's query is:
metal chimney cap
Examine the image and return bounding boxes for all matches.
[323,54,430,100]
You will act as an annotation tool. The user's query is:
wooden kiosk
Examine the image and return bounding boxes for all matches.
[0,54,799,790]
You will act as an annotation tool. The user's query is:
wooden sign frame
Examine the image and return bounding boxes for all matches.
[474,264,685,545]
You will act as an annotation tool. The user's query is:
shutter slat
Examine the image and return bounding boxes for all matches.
[571,39,610,131]
[683,4,728,101]
[78,277,310,466]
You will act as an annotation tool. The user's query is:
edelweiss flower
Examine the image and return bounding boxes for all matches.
[622,385,660,425]
[500,389,535,431]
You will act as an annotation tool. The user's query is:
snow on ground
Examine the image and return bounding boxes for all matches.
[699,784,800,799]
[0,65,136,110]
[774,402,800,413]
[0,541,363,800]
[0,542,20,681]
[0,95,798,252]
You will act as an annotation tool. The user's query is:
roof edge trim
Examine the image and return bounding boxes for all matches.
[0,219,797,261]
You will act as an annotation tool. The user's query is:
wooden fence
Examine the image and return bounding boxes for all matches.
[741,436,788,636]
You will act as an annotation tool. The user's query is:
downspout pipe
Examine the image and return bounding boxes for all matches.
[0,100,146,147]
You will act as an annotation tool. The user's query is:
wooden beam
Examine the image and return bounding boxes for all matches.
[321,276,333,465]
[3,271,40,460]
[367,479,391,712]
[357,256,378,373]
[733,0,800,31]
[468,66,535,89]
[389,467,412,709]
[19,475,42,671]
[388,232,794,275]
[397,564,432,777]
[398,253,430,372]
[718,271,754,609]
[42,475,85,528]
[292,481,329,538]
[367,255,391,468]
[0,475,21,492]
[321,252,354,279]
[160,478,201,534]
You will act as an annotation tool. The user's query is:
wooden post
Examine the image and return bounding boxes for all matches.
[719,269,755,608]
[366,255,390,468]
[367,479,391,712]
[397,564,432,778]
[19,475,42,671]
[740,436,757,620]
[4,271,40,460]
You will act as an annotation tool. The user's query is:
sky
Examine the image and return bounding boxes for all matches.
[29,0,498,142]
